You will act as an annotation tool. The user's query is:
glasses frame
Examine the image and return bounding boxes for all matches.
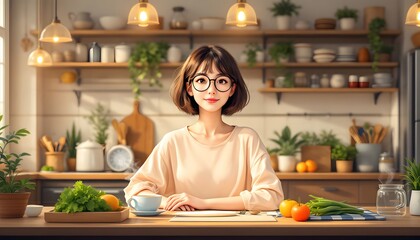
[188,74,235,93]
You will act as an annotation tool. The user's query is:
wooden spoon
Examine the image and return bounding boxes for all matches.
[377,127,389,144]
[112,119,122,144]
[349,127,362,143]
[39,138,49,152]
[373,123,383,144]
[42,135,55,152]
[119,122,127,145]
[58,136,66,152]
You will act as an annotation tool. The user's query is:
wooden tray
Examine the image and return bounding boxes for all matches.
[44,208,129,223]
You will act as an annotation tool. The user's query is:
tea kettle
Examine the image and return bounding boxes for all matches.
[76,140,104,171]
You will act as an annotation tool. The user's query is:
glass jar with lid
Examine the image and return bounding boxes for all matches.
[378,152,395,173]
[170,6,188,29]
[376,184,406,216]
[294,72,308,87]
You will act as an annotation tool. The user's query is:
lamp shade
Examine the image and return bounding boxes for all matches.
[127,1,159,27]
[406,1,420,26]
[27,47,52,66]
[226,1,257,27]
[39,21,72,43]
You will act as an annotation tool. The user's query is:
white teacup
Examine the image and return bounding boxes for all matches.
[127,194,162,211]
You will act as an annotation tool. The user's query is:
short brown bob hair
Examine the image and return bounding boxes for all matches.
[170,45,249,116]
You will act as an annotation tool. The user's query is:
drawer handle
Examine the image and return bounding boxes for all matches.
[322,187,338,192]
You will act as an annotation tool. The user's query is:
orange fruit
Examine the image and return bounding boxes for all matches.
[305,159,318,172]
[101,194,120,211]
[296,162,307,173]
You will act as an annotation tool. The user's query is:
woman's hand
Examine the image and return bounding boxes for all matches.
[165,193,205,211]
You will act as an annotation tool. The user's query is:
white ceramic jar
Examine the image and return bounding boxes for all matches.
[167,45,182,63]
[101,45,115,63]
[76,140,104,172]
[330,74,346,88]
[115,44,131,63]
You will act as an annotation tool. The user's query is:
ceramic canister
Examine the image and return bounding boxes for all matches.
[75,43,88,62]
[115,44,131,63]
[101,45,115,63]
[167,45,182,63]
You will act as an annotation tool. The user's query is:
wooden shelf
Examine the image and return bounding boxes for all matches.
[31,29,401,38]
[259,87,398,104]
[35,62,398,69]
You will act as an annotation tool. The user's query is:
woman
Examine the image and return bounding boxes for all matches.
[124,45,283,211]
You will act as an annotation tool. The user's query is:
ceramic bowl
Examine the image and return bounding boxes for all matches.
[72,20,94,30]
[313,55,335,63]
[200,17,225,30]
[99,16,126,30]
[25,205,43,217]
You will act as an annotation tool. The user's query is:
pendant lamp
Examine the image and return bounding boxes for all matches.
[39,0,72,42]
[28,0,52,66]
[127,0,159,27]
[226,0,258,27]
[406,0,420,26]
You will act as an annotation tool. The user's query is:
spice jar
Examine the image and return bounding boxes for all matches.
[294,72,308,87]
[310,74,320,88]
[320,74,330,88]
[359,76,370,88]
[101,45,114,63]
[170,6,188,29]
[379,152,395,173]
[115,43,131,63]
[348,75,359,88]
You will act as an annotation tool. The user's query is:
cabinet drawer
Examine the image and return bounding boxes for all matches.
[359,181,379,204]
[288,180,358,203]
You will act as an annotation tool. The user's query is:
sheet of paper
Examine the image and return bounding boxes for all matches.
[170,214,277,222]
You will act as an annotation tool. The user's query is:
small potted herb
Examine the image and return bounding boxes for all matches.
[378,45,393,62]
[404,159,420,215]
[331,144,357,173]
[241,43,264,67]
[86,103,110,146]
[66,123,81,171]
[268,42,294,65]
[270,0,301,30]
[270,126,305,172]
[335,6,358,30]
[0,115,35,218]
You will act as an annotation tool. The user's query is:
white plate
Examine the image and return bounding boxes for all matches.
[131,209,165,216]
[175,210,238,217]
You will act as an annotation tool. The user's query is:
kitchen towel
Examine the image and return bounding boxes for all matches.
[269,210,386,221]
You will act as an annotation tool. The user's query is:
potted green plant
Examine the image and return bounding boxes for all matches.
[404,159,420,215]
[128,42,170,100]
[0,115,35,218]
[270,126,305,172]
[335,6,358,30]
[270,0,301,30]
[269,42,294,65]
[368,18,386,72]
[331,144,357,173]
[241,43,264,67]
[86,103,110,146]
[378,44,393,62]
[66,123,81,171]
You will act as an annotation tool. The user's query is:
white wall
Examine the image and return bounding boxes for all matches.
[9,0,409,171]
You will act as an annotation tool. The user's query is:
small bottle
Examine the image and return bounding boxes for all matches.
[320,74,330,88]
[310,74,320,88]
[379,152,395,173]
[89,42,101,62]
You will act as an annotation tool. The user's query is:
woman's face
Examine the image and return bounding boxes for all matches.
[186,64,236,114]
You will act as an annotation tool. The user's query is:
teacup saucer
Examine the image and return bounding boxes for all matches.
[131,209,165,216]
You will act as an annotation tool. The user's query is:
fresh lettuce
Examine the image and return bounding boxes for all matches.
[54,181,111,213]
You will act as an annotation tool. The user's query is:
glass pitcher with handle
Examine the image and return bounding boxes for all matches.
[376,184,406,216]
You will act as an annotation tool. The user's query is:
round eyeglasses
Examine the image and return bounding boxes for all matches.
[189,74,234,92]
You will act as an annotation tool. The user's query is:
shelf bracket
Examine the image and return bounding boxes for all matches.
[373,92,382,105]
[276,92,282,104]
[73,90,82,107]
[76,69,82,85]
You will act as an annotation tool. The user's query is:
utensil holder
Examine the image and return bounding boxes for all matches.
[45,152,65,172]
[355,143,381,172]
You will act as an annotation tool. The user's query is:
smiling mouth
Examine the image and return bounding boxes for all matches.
[205,99,219,103]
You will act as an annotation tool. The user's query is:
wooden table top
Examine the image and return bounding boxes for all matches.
[0,207,419,238]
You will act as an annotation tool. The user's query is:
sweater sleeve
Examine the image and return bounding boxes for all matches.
[239,129,284,210]
[123,134,173,202]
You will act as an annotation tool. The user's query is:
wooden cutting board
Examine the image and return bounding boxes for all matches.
[121,100,154,168]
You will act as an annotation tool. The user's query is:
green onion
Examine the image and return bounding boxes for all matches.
[306,195,363,216]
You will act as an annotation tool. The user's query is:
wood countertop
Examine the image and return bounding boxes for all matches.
[0,207,418,238]
[18,172,403,181]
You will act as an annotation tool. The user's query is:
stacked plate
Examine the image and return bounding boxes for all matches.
[313,48,336,63]
[336,46,356,62]
[372,73,393,88]
[314,18,336,29]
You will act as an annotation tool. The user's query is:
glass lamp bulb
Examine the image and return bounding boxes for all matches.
[237,9,246,27]
[139,8,149,26]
